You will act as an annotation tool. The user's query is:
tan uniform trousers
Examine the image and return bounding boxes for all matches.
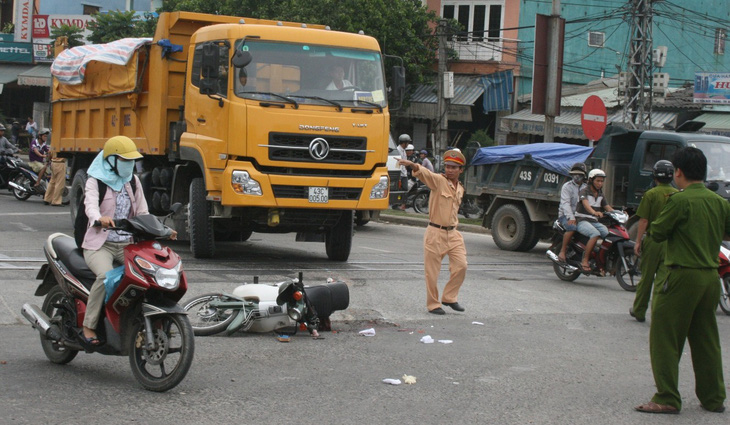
[423,225,467,310]
[43,159,66,205]
[82,241,128,330]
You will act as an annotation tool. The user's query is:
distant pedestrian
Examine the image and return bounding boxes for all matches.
[10,121,21,144]
[25,117,38,140]
[396,134,411,210]
[398,149,467,315]
[419,150,434,172]
[629,160,677,322]
[635,147,729,415]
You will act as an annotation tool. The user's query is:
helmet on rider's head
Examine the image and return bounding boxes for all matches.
[588,169,606,180]
[652,160,674,182]
[39,128,51,136]
[0,124,5,131]
[406,144,415,151]
[569,162,587,176]
[398,134,411,144]
[420,149,428,155]
[102,136,143,160]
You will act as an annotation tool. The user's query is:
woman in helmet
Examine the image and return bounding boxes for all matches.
[79,136,176,344]
[574,169,615,272]
[28,128,50,172]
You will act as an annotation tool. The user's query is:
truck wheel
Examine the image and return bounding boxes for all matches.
[326,210,353,261]
[69,169,87,226]
[189,177,215,258]
[518,221,541,251]
[491,204,530,251]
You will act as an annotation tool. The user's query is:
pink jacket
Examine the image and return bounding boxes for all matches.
[81,176,149,250]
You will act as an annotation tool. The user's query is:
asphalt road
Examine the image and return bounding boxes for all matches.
[0,192,728,424]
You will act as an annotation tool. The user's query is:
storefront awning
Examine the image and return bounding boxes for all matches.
[18,64,52,87]
[401,75,485,122]
[694,112,730,138]
[0,63,36,93]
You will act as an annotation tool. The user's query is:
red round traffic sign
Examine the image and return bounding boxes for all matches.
[581,95,608,141]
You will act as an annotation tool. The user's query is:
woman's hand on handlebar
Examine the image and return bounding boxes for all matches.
[99,216,115,228]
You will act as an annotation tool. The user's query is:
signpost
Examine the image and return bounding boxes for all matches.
[581,95,607,147]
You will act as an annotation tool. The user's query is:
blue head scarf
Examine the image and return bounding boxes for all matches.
[87,151,136,192]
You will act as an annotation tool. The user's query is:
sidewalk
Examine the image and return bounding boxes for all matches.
[377,208,490,235]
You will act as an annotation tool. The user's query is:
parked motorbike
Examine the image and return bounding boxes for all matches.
[546,210,640,291]
[0,153,39,200]
[21,212,194,392]
[183,272,349,337]
[718,242,730,315]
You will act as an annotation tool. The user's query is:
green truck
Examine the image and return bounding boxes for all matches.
[465,124,730,251]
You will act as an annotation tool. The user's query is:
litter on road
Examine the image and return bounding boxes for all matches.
[382,378,402,385]
[420,335,434,343]
[359,328,376,336]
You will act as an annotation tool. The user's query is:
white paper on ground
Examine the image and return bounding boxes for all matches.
[420,335,434,344]
[359,328,376,336]
[382,378,402,385]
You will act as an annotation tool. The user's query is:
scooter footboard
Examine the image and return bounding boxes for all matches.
[305,282,350,318]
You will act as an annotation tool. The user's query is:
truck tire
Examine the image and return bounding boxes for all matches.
[491,204,530,251]
[518,221,541,251]
[189,177,215,258]
[69,169,87,226]
[326,210,353,261]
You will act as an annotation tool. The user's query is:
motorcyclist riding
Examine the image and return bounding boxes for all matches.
[575,169,615,272]
[0,124,19,155]
[557,162,587,262]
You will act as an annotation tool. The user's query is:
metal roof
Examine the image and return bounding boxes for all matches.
[409,75,485,106]
[561,87,621,108]
[18,64,51,87]
[607,110,678,130]
[695,112,730,137]
[0,64,36,85]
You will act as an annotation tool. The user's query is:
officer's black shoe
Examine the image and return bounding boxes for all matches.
[629,308,645,323]
[442,302,465,312]
[701,404,726,413]
[428,307,446,315]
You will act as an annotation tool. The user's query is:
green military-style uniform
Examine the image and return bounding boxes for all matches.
[631,183,677,320]
[648,183,730,411]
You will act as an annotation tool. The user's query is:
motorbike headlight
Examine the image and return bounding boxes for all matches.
[232,170,262,196]
[287,306,302,321]
[134,256,182,290]
[370,176,389,199]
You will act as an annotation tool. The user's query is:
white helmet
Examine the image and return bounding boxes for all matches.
[588,169,606,180]
[406,144,415,151]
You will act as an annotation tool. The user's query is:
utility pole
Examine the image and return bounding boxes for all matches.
[436,20,449,162]
[544,0,561,142]
[623,0,654,129]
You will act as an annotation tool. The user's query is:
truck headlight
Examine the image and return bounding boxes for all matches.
[370,176,389,199]
[232,170,262,196]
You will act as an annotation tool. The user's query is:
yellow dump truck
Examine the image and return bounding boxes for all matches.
[54,12,403,260]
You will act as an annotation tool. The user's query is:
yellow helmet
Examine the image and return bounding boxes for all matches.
[103,136,143,160]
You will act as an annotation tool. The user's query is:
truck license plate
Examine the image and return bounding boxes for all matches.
[308,187,329,203]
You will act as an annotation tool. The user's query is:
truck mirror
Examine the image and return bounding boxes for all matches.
[232,50,252,68]
[201,43,220,79]
[391,65,406,109]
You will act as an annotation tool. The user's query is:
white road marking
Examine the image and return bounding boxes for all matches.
[8,222,36,232]
[358,246,392,253]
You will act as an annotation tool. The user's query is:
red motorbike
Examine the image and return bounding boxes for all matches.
[718,242,730,315]
[22,214,194,392]
[547,210,640,292]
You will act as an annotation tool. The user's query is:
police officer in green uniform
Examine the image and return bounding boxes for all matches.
[629,160,678,322]
[635,147,730,415]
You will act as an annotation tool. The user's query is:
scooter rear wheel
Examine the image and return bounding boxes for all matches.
[413,192,430,214]
[40,286,78,364]
[616,253,639,292]
[183,293,238,336]
[11,174,32,201]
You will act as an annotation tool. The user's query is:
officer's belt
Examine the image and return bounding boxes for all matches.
[429,222,455,231]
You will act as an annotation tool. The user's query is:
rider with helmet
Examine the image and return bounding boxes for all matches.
[28,128,51,172]
[575,168,615,272]
[629,160,678,322]
[396,134,411,210]
[557,162,587,262]
[0,124,19,155]
[80,136,176,344]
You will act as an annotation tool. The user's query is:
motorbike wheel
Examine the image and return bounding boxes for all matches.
[128,313,194,392]
[183,293,238,336]
[11,174,32,201]
[616,253,640,292]
[40,286,79,364]
[413,192,430,214]
[550,243,581,282]
[719,275,730,316]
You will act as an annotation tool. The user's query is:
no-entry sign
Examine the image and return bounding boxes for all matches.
[581,95,608,141]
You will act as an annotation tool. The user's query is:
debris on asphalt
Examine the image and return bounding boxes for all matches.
[438,340,453,344]
[277,335,290,342]
[420,335,434,344]
[359,328,376,336]
[402,375,416,384]
[382,378,402,385]
[472,321,484,325]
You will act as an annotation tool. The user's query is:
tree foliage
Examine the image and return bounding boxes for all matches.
[87,10,158,44]
[161,0,438,85]
[50,24,85,48]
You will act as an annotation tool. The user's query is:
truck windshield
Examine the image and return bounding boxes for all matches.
[233,39,386,108]
[692,141,730,182]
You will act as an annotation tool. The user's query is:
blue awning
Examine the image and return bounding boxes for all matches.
[481,70,513,112]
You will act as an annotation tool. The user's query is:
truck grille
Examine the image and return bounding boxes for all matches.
[265,133,368,164]
[272,185,362,200]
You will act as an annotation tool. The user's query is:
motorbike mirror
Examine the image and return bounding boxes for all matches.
[276,281,296,306]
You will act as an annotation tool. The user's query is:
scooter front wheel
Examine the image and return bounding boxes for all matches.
[616,252,639,292]
[412,192,430,214]
[128,313,194,392]
[183,293,238,336]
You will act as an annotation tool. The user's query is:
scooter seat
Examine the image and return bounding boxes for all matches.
[51,235,97,289]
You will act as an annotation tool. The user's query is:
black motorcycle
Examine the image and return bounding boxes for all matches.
[0,153,38,200]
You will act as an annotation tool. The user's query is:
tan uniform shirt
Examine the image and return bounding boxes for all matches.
[413,166,463,227]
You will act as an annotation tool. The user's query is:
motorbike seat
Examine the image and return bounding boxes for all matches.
[51,235,97,289]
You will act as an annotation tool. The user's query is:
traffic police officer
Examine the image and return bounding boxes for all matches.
[397,149,467,315]
[629,160,678,322]
[635,147,730,414]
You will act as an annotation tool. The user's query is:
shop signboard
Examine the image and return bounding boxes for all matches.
[0,40,33,63]
[14,0,33,43]
[694,72,730,104]
[32,15,95,43]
